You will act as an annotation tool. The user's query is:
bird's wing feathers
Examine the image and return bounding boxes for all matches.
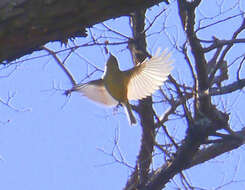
[125,49,173,100]
[71,79,118,106]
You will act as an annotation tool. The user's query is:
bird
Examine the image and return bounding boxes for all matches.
[65,49,173,125]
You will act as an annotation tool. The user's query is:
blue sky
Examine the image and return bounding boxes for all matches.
[0,1,245,190]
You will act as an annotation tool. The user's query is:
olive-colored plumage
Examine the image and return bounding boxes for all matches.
[103,55,136,124]
[67,49,173,125]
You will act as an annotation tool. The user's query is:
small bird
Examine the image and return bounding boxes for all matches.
[66,49,173,125]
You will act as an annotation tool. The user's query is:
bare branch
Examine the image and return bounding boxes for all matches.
[209,79,245,96]
[187,128,245,169]
[0,92,31,112]
[203,38,245,53]
[196,12,244,32]
[208,18,245,85]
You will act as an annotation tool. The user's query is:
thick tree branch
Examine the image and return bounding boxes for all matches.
[188,128,245,168]
[142,120,208,190]
[209,79,245,96]
[124,10,156,190]
[0,0,168,63]
[143,128,245,190]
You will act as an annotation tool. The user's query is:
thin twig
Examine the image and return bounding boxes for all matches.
[42,46,76,86]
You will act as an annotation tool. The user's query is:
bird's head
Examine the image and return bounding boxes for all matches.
[106,54,119,72]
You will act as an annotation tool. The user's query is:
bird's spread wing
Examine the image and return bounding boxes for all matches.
[71,79,118,106]
[125,49,173,100]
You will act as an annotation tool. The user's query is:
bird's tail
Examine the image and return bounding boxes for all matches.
[124,103,137,125]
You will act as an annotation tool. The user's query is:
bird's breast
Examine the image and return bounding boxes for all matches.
[104,71,128,103]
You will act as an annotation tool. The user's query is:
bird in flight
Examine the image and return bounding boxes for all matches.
[65,49,173,125]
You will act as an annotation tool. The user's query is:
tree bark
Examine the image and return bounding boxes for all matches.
[0,0,168,63]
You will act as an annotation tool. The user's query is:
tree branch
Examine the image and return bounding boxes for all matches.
[187,128,245,169]
[0,0,168,63]
[209,79,245,96]
[124,9,156,190]
[42,46,76,86]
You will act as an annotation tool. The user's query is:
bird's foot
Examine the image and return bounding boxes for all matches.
[113,103,122,114]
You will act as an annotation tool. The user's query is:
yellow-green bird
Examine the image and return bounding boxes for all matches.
[66,49,173,125]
